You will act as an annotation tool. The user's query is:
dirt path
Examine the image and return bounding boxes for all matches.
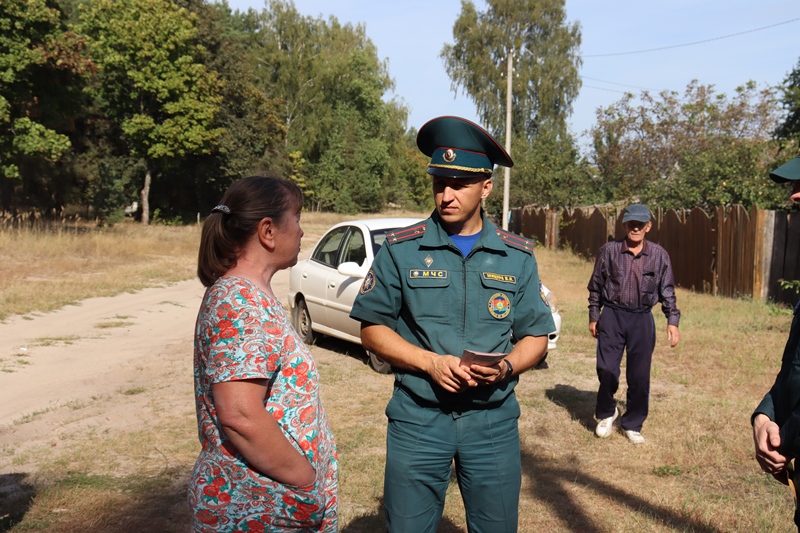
[0,270,291,474]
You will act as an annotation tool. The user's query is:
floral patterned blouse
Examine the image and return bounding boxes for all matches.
[188,276,338,532]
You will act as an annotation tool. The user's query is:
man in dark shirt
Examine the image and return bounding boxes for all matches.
[588,204,680,444]
[752,153,800,529]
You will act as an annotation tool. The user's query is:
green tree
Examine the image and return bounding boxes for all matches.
[0,0,92,210]
[776,57,800,143]
[155,0,288,217]
[79,0,223,224]
[247,0,412,213]
[383,108,432,211]
[441,0,582,140]
[488,126,600,213]
[590,80,786,210]
[441,0,583,215]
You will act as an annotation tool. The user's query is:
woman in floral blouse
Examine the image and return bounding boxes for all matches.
[189,176,338,532]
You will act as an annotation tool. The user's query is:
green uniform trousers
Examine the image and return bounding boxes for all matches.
[384,386,521,533]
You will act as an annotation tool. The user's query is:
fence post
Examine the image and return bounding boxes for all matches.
[753,208,773,303]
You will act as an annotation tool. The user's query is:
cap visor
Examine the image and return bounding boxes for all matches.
[770,156,800,183]
[427,167,491,179]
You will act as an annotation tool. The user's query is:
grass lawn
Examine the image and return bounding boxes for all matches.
[0,213,796,532]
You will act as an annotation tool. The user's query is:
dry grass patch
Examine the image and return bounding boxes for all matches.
[0,210,427,321]
[0,221,200,320]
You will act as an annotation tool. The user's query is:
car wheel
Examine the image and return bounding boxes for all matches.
[295,298,318,345]
[367,351,392,374]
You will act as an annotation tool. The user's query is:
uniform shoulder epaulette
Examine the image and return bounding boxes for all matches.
[495,228,534,254]
[386,222,426,245]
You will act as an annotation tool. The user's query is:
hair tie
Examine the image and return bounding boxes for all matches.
[212,204,231,215]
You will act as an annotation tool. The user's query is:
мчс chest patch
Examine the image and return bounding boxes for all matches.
[488,292,511,319]
[409,270,448,279]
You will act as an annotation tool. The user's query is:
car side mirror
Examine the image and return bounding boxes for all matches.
[337,261,366,279]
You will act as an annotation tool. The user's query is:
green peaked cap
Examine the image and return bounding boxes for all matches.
[770,155,800,183]
[416,116,513,178]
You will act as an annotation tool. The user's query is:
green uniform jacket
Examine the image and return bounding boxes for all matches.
[754,302,800,457]
[350,211,555,409]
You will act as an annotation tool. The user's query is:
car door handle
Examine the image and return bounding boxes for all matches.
[328,280,336,288]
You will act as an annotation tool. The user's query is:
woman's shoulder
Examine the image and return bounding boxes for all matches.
[208,276,273,308]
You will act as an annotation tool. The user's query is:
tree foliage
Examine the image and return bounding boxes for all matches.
[3,1,799,221]
[487,126,600,214]
[776,57,800,144]
[79,0,223,224]
[0,0,92,210]
[591,80,787,210]
[442,0,581,140]
[244,0,419,213]
[441,0,585,213]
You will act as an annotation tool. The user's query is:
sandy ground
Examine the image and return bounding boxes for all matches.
[0,270,292,475]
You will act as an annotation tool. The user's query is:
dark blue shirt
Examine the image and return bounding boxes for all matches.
[587,238,680,326]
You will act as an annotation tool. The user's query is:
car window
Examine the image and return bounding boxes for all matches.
[370,228,398,256]
[341,228,367,266]
[312,226,348,268]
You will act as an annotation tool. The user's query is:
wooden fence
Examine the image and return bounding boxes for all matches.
[509,204,800,305]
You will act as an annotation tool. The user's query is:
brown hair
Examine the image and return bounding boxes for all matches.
[197,176,303,287]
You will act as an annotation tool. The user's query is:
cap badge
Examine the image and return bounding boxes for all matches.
[443,149,456,163]
[424,255,434,267]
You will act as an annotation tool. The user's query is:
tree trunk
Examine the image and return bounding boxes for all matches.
[141,166,152,225]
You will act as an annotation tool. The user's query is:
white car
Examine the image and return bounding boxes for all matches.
[288,218,561,373]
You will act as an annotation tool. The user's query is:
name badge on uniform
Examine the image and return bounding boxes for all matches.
[482,272,517,284]
[409,270,448,279]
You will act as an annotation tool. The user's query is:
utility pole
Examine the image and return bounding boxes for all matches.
[502,49,513,230]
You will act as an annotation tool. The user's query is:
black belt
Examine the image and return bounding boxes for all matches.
[602,301,652,314]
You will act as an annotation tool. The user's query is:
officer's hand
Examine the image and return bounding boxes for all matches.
[753,414,789,477]
[667,325,679,348]
[464,362,505,386]
[427,355,476,393]
[589,322,598,338]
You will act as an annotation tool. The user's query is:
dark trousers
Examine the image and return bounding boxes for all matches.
[383,388,521,533]
[595,306,656,432]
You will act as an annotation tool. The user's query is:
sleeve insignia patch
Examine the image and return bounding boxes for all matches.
[539,281,550,307]
[360,269,377,294]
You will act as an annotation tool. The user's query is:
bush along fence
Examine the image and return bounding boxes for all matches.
[509,204,800,305]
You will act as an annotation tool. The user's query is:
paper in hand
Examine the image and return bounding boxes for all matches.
[460,349,506,367]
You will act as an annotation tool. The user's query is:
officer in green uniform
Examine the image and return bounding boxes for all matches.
[350,116,555,533]
[752,153,800,530]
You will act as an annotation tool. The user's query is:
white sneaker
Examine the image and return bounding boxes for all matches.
[595,408,619,438]
[624,429,645,444]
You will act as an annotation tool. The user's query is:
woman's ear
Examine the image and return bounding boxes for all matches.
[257,217,276,250]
